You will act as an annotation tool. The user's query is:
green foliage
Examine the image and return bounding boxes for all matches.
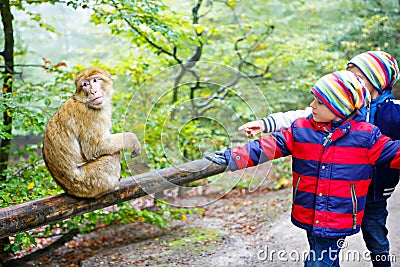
[157,200,202,221]
[87,0,190,54]
[0,144,61,208]
[165,228,222,248]
[330,0,400,58]
[143,98,232,169]
[11,0,61,10]
[0,62,72,138]
[50,202,172,233]
[4,200,200,253]
[177,118,225,161]
[268,158,292,191]
[4,232,36,253]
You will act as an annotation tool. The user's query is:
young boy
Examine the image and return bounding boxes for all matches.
[239,51,399,267]
[205,70,400,267]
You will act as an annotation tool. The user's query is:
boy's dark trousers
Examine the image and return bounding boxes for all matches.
[304,233,342,267]
[362,197,391,267]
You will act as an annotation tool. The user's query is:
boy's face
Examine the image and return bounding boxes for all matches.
[310,96,341,123]
[347,64,378,98]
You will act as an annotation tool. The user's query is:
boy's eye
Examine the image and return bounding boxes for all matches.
[318,100,323,105]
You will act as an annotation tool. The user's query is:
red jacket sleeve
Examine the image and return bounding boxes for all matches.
[226,128,294,171]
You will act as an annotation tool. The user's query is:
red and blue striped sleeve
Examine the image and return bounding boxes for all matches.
[226,128,293,171]
[368,126,400,169]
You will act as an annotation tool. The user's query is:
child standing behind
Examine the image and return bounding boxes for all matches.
[205,70,400,267]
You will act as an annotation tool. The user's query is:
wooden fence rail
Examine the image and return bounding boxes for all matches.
[0,159,226,239]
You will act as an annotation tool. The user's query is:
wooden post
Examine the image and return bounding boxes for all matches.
[0,159,226,239]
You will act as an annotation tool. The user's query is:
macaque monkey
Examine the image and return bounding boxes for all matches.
[43,68,141,198]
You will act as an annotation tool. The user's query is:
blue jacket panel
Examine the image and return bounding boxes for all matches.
[372,98,400,200]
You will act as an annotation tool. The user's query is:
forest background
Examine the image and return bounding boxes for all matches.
[0,0,399,261]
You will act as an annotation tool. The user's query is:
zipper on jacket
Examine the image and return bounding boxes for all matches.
[321,126,333,147]
[322,132,333,147]
[293,176,301,204]
[350,184,357,230]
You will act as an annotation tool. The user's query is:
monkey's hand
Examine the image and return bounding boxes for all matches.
[131,149,140,158]
[123,132,141,158]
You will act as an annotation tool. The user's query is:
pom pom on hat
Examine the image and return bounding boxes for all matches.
[311,70,371,119]
[347,51,399,94]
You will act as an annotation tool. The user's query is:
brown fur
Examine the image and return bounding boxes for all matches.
[43,68,140,198]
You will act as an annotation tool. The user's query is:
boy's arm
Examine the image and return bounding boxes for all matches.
[239,107,312,136]
[368,127,400,168]
[206,128,294,171]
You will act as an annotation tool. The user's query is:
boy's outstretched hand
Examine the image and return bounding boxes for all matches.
[204,151,228,166]
[238,120,266,137]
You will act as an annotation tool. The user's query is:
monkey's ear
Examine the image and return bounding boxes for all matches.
[74,77,86,94]
[75,70,86,91]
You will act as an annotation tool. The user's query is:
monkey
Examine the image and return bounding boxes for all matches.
[42,68,141,198]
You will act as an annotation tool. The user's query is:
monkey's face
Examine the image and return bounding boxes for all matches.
[74,68,113,109]
[80,76,107,108]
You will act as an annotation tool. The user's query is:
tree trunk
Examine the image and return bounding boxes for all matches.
[0,0,14,180]
[0,0,14,261]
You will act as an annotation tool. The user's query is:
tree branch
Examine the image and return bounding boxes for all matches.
[0,64,48,71]
[109,0,182,64]
[0,159,226,239]
[194,23,275,110]
[172,0,204,104]
[196,71,244,109]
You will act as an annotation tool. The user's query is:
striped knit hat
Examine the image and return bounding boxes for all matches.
[347,51,399,94]
[311,70,371,119]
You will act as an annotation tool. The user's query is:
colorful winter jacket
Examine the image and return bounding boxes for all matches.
[364,91,400,200]
[225,114,400,238]
[263,91,400,200]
